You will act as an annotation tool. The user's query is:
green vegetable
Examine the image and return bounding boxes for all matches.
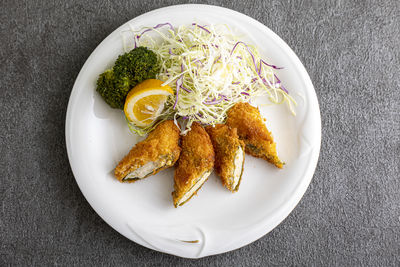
[96,46,160,109]
[96,70,130,109]
[128,23,296,134]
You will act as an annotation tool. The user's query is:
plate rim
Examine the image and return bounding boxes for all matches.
[66,3,321,258]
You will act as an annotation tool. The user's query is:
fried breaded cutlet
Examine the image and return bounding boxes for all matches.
[226,102,283,168]
[114,120,181,182]
[172,122,215,207]
[206,124,245,192]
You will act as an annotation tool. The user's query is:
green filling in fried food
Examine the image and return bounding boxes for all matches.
[172,123,215,207]
[226,102,283,168]
[206,124,245,192]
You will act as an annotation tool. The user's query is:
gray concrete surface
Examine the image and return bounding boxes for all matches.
[1,0,399,266]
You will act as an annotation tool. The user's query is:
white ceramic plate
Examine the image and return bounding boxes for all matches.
[66,4,321,258]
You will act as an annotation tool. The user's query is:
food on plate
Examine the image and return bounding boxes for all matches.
[206,124,245,192]
[172,122,215,207]
[124,79,173,127]
[226,102,283,168]
[96,47,160,109]
[95,22,297,206]
[114,120,181,182]
[122,23,296,135]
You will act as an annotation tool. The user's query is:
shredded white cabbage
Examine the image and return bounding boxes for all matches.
[122,23,296,134]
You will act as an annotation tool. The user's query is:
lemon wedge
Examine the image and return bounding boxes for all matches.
[124,79,173,127]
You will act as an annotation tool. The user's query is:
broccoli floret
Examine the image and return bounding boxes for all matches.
[96,70,130,109]
[114,46,160,85]
[96,47,160,109]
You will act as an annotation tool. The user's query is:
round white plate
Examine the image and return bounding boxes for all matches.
[66,4,321,258]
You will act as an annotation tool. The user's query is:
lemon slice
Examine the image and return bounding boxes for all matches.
[124,79,173,127]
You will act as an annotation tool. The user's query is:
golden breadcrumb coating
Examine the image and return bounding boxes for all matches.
[172,122,215,207]
[226,102,283,168]
[114,120,181,182]
[206,124,245,192]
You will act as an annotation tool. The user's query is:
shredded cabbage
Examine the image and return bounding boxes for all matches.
[122,23,296,134]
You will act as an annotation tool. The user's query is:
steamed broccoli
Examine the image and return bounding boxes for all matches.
[96,47,160,109]
[96,70,130,109]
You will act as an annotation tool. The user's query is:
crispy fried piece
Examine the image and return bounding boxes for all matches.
[206,124,245,192]
[172,122,215,207]
[226,102,283,168]
[114,120,181,182]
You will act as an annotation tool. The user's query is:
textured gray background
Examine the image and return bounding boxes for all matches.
[1,0,399,266]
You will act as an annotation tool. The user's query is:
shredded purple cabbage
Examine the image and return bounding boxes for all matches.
[221,95,231,101]
[169,48,177,55]
[137,22,174,40]
[213,55,221,64]
[230,41,258,73]
[273,74,288,94]
[173,77,183,109]
[181,85,191,93]
[203,95,227,105]
[134,22,290,114]
[192,23,211,34]
[230,41,289,94]
[260,59,283,70]
[192,59,203,66]
[179,64,191,92]
[172,64,192,94]
[133,22,174,48]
